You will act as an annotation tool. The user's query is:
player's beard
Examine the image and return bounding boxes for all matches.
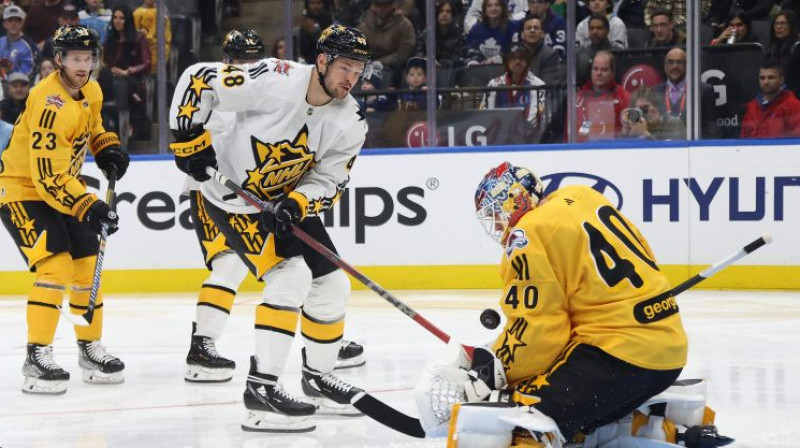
[60,69,90,90]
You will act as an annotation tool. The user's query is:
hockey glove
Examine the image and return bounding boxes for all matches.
[92,132,129,180]
[169,127,217,182]
[464,346,507,402]
[262,197,304,239]
[84,200,119,235]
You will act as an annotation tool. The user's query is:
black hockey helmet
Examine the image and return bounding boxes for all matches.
[317,25,371,63]
[52,25,101,56]
[222,28,266,62]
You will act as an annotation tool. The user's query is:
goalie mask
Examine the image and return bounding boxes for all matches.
[475,162,544,244]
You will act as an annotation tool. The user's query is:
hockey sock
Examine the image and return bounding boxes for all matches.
[28,253,71,345]
[254,302,299,375]
[195,285,235,340]
[300,310,343,373]
[70,256,103,341]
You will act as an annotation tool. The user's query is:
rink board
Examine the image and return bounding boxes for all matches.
[1,141,798,293]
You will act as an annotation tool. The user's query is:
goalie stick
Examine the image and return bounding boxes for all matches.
[60,169,118,327]
[205,167,473,357]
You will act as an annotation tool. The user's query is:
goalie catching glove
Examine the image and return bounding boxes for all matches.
[169,127,217,182]
[92,132,129,180]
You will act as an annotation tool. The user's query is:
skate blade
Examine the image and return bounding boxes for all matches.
[242,410,316,433]
[334,355,366,370]
[185,364,234,383]
[82,369,125,384]
[22,377,68,395]
[307,396,365,417]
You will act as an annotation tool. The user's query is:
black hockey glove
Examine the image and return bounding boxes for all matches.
[92,132,129,180]
[169,127,217,182]
[261,197,303,239]
[84,200,119,235]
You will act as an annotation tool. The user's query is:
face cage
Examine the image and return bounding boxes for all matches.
[476,200,509,244]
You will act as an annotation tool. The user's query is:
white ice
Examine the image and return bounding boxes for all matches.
[1,289,798,448]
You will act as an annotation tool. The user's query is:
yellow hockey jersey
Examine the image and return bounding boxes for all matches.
[0,72,105,220]
[492,185,687,385]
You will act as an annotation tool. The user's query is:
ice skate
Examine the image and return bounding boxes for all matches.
[242,356,316,432]
[77,340,125,384]
[21,344,70,395]
[334,339,365,370]
[301,351,365,417]
[185,327,235,382]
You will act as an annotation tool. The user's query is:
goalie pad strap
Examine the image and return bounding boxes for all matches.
[91,131,121,156]
[170,129,212,157]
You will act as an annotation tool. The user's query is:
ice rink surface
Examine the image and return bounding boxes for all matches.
[1,289,798,448]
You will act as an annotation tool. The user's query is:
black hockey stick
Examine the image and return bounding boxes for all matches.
[61,169,117,327]
[205,167,474,357]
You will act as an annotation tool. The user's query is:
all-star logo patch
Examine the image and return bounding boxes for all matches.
[244,125,314,201]
[45,95,64,109]
[273,60,292,76]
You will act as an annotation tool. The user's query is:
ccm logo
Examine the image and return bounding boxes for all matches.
[633,294,679,324]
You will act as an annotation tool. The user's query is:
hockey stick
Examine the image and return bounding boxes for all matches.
[205,167,473,357]
[60,169,117,327]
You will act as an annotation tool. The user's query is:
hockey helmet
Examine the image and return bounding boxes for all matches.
[475,162,544,243]
[222,28,265,62]
[317,25,371,63]
[53,25,101,72]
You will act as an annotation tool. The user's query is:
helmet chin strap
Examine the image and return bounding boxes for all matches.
[316,57,335,100]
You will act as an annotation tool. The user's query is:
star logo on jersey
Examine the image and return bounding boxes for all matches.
[495,317,527,367]
[178,102,200,119]
[273,60,292,76]
[189,75,212,96]
[245,125,314,201]
[45,95,65,109]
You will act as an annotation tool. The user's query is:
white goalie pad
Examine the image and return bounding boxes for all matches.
[639,379,708,428]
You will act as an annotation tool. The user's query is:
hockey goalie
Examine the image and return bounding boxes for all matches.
[413,162,734,448]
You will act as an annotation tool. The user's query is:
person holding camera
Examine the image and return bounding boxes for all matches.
[622,86,686,140]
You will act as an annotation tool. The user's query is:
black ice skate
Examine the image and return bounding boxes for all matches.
[185,324,235,382]
[301,350,365,417]
[334,339,366,370]
[21,344,70,395]
[242,356,316,433]
[682,425,735,448]
[77,340,125,384]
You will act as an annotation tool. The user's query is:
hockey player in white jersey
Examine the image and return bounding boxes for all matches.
[169,25,371,432]
[182,28,366,385]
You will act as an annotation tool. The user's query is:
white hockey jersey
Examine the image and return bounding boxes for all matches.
[169,59,368,215]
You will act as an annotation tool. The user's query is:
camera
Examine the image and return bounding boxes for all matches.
[622,107,644,123]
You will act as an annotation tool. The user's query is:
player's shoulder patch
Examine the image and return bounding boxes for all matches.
[45,94,65,110]
[505,228,528,257]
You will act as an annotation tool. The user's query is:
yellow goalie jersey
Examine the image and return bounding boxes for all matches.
[0,72,106,219]
[492,185,687,385]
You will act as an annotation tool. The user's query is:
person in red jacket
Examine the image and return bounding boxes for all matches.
[741,61,800,138]
[575,50,630,142]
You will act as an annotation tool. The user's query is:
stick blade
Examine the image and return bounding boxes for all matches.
[59,307,90,326]
[352,393,426,438]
